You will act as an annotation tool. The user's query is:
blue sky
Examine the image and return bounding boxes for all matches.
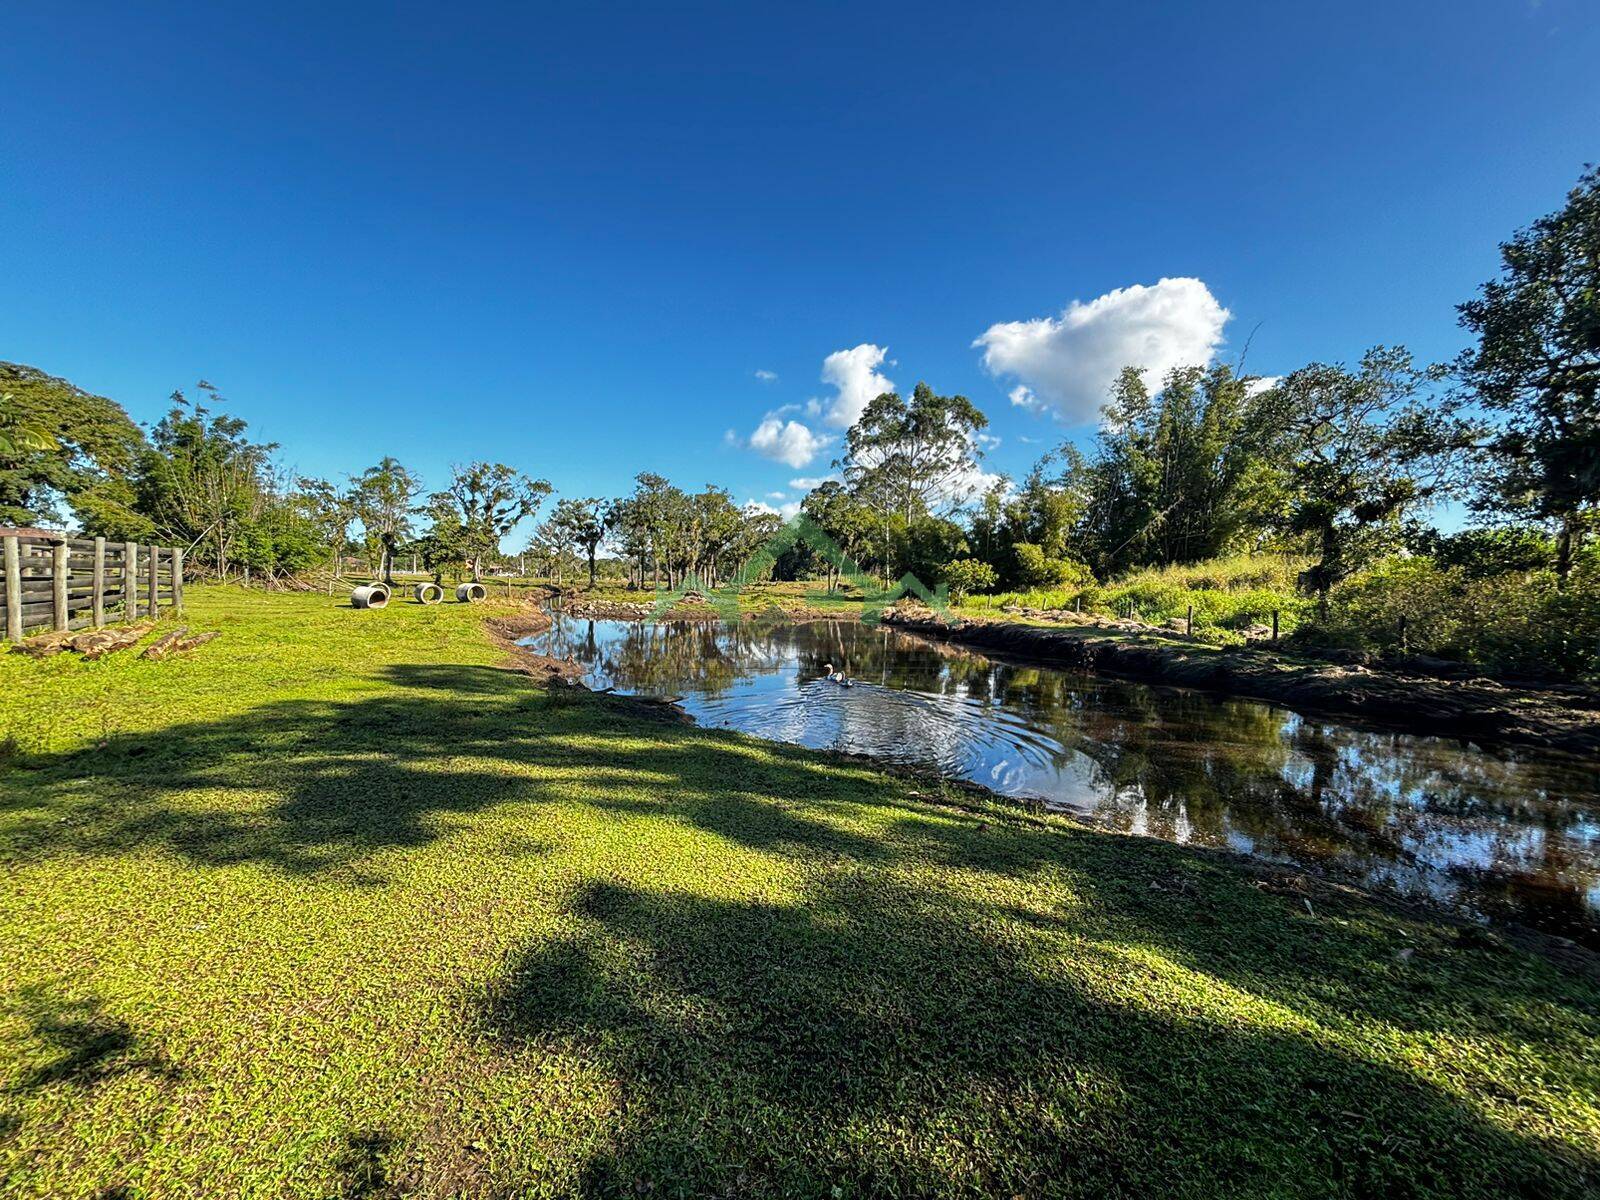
[3,0,1597,542]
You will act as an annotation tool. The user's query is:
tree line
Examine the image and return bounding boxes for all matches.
[1,165,1594,662]
[0,375,793,590]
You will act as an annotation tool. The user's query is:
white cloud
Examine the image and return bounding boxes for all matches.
[788,474,839,491]
[745,498,802,520]
[1009,385,1043,413]
[765,490,788,501]
[931,463,1010,510]
[754,369,778,383]
[734,344,890,470]
[746,414,830,469]
[1245,375,1281,396]
[814,343,895,429]
[975,277,1230,424]
[976,432,1002,450]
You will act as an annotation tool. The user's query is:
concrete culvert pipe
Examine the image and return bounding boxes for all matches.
[456,582,488,603]
[414,582,444,605]
[351,584,390,610]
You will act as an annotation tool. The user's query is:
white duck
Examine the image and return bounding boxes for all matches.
[822,662,854,687]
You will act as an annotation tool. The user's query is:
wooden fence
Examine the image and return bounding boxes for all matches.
[1,534,184,642]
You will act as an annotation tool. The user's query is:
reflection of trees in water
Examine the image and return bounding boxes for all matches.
[553,619,774,696]
[874,641,1600,929]
[980,663,1600,930]
[549,615,1600,935]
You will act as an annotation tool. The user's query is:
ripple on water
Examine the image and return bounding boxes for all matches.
[521,614,1600,945]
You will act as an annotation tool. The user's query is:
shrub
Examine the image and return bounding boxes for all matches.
[1304,555,1600,680]
[1408,526,1554,578]
[1316,558,1463,653]
[942,558,998,602]
[1012,543,1093,590]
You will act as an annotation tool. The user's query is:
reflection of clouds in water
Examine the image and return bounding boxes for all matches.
[522,616,1600,943]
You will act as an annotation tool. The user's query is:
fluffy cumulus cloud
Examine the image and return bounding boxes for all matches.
[735,344,894,469]
[974,278,1230,424]
[931,462,1010,509]
[1009,385,1043,413]
[744,498,802,520]
[747,414,830,468]
[789,474,838,491]
[812,344,895,429]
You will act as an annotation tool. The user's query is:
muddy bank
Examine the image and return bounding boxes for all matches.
[555,596,720,621]
[553,595,853,624]
[884,611,1600,756]
[485,607,689,720]
[485,609,582,685]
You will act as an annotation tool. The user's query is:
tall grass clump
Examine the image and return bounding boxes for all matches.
[1303,556,1600,681]
[963,553,1310,636]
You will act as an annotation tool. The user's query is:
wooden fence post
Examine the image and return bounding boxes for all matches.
[1271,610,1279,643]
[147,545,160,618]
[1398,613,1408,655]
[1186,603,1193,637]
[3,536,20,642]
[92,536,106,628]
[52,540,70,631]
[173,547,184,613]
[125,541,139,620]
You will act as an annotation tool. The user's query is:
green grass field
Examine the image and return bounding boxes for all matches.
[1,589,1597,1198]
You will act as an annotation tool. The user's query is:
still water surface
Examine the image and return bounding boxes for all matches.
[523,614,1600,944]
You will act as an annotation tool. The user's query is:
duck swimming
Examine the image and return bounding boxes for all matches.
[822,662,854,687]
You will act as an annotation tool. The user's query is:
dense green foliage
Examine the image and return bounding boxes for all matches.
[963,554,1311,638]
[601,474,781,590]
[1457,165,1599,580]
[1078,364,1288,575]
[940,557,997,601]
[2,589,1597,1197]
[0,362,145,532]
[1306,556,1600,678]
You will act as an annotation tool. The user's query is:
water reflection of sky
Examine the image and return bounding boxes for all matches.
[524,615,1600,945]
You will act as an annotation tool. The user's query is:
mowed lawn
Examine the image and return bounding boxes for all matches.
[1,590,1597,1198]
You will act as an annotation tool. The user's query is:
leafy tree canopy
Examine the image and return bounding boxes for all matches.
[1457,163,1600,580]
[0,361,146,530]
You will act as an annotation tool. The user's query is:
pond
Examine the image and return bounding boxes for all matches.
[521,613,1600,945]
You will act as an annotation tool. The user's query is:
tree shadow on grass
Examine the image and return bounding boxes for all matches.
[0,664,893,876]
[480,875,1600,1198]
[2,663,1598,1194]
[3,983,179,1096]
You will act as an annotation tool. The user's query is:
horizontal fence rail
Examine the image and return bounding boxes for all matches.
[1,535,184,642]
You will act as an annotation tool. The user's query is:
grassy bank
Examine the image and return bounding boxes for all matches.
[2,589,1597,1198]
[954,555,1311,639]
[556,577,873,619]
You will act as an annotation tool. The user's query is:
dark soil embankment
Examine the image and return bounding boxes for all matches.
[884,611,1600,756]
[486,607,689,721]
